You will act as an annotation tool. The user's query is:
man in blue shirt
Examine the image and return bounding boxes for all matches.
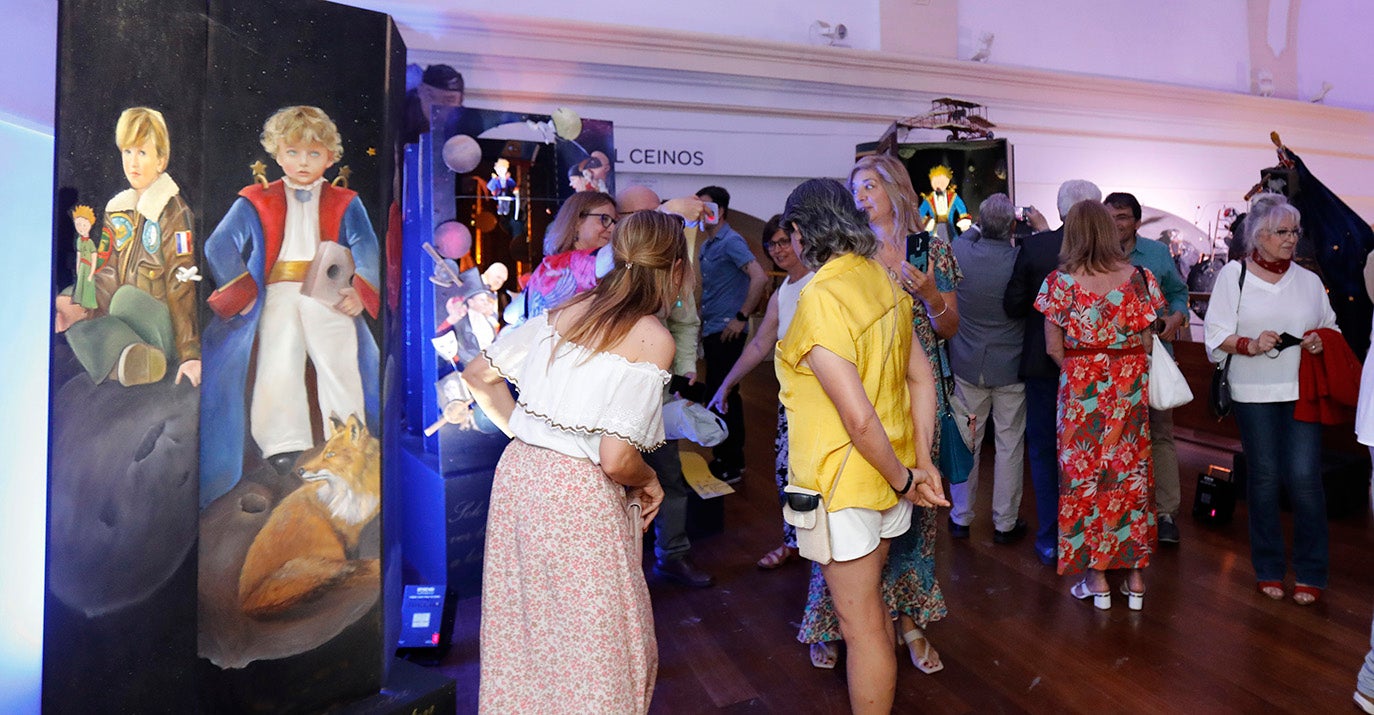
[696,185,768,484]
[1105,192,1190,545]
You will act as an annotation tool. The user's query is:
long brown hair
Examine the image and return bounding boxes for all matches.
[554,211,687,356]
[543,190,616,254]
[1060,200,1125,274]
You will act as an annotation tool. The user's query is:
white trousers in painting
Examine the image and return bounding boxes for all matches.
[251,281,365,458]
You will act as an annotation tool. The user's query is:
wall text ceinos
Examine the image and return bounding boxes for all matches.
[616,148,706,167]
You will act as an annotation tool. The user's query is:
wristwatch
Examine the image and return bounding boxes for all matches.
[735,312,748,322]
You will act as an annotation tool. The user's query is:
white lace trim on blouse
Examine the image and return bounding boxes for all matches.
[481,313,670,452]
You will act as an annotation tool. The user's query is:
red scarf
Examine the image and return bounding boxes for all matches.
[1251,250,1291,274]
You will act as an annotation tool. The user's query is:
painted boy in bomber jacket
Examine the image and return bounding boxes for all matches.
[199,106,381,506]
[57,106,201,388]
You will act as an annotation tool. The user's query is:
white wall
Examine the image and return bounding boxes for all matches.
[1295,0,1374,109]
[958,0,1251,92]
[363,0,1374,113]
[387,7,1374,228]
[365,0,882,50]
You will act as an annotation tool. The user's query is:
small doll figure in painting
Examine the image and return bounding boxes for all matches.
[56,107,200,389]
[200,105,381,504]
[487,158,517,217]
[919,164,972,240]
[70,204,104,310]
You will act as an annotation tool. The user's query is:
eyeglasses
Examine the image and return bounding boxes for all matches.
[1270,227,1302,238]
[583,212,617,229]
[763,239,790,249]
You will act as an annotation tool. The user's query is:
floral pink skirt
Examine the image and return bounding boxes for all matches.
[479,439,656,714]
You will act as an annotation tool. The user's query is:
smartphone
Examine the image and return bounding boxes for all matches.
[701,201,721,225]
[1014,206,1035,222]
[1275,332,1303,351]
[906,231,930,272]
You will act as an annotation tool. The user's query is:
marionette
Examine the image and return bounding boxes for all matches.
[919,164,972,239]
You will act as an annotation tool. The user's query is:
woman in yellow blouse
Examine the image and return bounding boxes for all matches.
[777,179,947,714]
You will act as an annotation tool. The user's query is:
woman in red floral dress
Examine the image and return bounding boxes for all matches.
[1034,200,1165,611]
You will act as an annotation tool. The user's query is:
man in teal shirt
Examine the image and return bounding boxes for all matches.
[1106,192,1189,545]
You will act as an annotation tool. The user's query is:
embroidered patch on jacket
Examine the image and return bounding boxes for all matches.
[174,230,193,256]
[141,221,161,252]
[109,215,134,250]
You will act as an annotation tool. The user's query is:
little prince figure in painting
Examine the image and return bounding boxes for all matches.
[200,105,381,506]
[919,164,972,240]
[70,204,103,310]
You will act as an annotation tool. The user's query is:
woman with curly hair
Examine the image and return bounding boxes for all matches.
[796,154,960,674]
[777,177,947,713]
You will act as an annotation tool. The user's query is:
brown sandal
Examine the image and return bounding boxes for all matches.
[756,545,796,570]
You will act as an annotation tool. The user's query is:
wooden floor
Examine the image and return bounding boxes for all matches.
[436,362,1374,713]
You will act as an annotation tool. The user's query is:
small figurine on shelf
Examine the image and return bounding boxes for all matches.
[919,164,972,240]
[486,158,517,217]
[71,204,104,310]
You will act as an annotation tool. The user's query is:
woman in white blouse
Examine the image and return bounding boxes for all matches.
[1203,194,1337,606]
[464,211,688,714]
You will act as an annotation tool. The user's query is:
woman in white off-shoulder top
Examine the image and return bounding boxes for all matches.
[464,211,687,715]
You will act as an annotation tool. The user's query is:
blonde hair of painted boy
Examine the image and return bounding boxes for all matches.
[115,107,170,159]
[259,106,344,162]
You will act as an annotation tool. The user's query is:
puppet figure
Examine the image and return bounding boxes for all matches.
[487,158,517,216]
[919,164,972,240]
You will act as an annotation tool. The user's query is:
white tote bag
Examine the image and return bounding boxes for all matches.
[1148,338,1193,410]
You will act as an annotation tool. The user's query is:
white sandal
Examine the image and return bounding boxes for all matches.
[901,628,944,674]
[809,641,837,670]
[1119,582,1145,611]
[1071,579,1112,610]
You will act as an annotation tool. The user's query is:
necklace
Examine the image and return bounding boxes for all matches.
[1250,250,1291,275]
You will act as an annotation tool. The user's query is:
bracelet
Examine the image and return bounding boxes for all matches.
[1236,337,1252,355]
[895,468,914,495]
[927,301,948,320]
[735,311,748,322]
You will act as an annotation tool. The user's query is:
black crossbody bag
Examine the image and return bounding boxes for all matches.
[1209,262,1247,419]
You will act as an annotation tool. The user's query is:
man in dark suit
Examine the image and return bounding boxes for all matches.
[1003,179,1102,565]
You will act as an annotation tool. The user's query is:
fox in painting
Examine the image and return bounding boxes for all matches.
[238,414,380,617]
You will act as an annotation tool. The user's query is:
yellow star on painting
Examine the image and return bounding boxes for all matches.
[249,160,266,174]
[366,147,377,156]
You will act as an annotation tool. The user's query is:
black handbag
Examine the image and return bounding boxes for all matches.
[1209,262,1247,419]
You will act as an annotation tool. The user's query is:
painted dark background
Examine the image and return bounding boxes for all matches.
[45,1,205,712]
[897,138,1014,221]
[45,0,405,712]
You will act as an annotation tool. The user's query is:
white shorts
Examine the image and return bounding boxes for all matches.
[829,498,913,562]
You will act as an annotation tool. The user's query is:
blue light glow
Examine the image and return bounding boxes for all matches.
[0,116,53,715]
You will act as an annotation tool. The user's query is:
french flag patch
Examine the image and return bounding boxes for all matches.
[174,230,193,256]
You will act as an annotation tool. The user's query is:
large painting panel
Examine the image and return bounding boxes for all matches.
[194,1,401,711]
[44,0,207,710]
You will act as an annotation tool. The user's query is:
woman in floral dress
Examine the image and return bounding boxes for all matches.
[796,154,959,673]
[1034,200,1164,611]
